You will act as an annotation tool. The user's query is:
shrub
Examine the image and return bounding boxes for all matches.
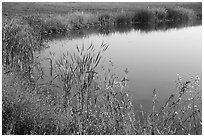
[132,9,156,24]
[73,12,98,27]
[98,12,114,26]
[23,15,44,34]
[114,11,134,25]
[166,7,196,23]
[151,8,168,22]
[43,17,67,34]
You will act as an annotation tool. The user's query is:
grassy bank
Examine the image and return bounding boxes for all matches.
[2,43,202,135]
[3,2,201,37]
[13,6,200,35]
[2,4,201,67]
[2,2,202,135]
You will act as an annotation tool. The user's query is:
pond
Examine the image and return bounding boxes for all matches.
[38,24,202,111]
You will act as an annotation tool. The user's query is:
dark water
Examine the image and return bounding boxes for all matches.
[38,24,202,110]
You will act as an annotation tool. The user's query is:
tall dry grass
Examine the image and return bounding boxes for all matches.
[2,42,202,135]
[3,6,198,39]
[2,5,201,135]
[2,17,42,73]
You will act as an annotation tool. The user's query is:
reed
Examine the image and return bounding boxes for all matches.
[2,17,42,74]
[3,5,199,42]
[2,42,201,135]
[2,4,202,134]
[114,10,134,25]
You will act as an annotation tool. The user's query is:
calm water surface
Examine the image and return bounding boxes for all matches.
[39,26,202,109]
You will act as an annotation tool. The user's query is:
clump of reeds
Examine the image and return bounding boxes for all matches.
[137,75,202,135]
[97,12,115,26]
[3,5,199,42]
[2,65,73,135]
[43,17,67,34]
[166,6,196,23]
[23,15,44,35]
[2,41,202,135]
[2,17,41,73]
[68,12,98,29]
[24,15,68,35]
[51,42,136,134]
[114,10,134,25]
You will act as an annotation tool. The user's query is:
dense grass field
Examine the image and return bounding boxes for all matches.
[2,2,202,15]
[2,2,202,39]
[2,2,202,135]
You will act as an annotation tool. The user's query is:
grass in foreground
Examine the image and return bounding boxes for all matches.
[2,2,202,135]
[2,43,202,135]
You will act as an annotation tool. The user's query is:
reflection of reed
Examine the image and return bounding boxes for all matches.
[44,19,201,41]
[29,5,201,41]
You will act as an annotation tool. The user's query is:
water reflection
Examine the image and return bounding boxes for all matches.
[38,21,202,111]
[43,19,201,41]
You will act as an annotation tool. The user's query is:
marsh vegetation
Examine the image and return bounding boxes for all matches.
[2,2,202,135]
